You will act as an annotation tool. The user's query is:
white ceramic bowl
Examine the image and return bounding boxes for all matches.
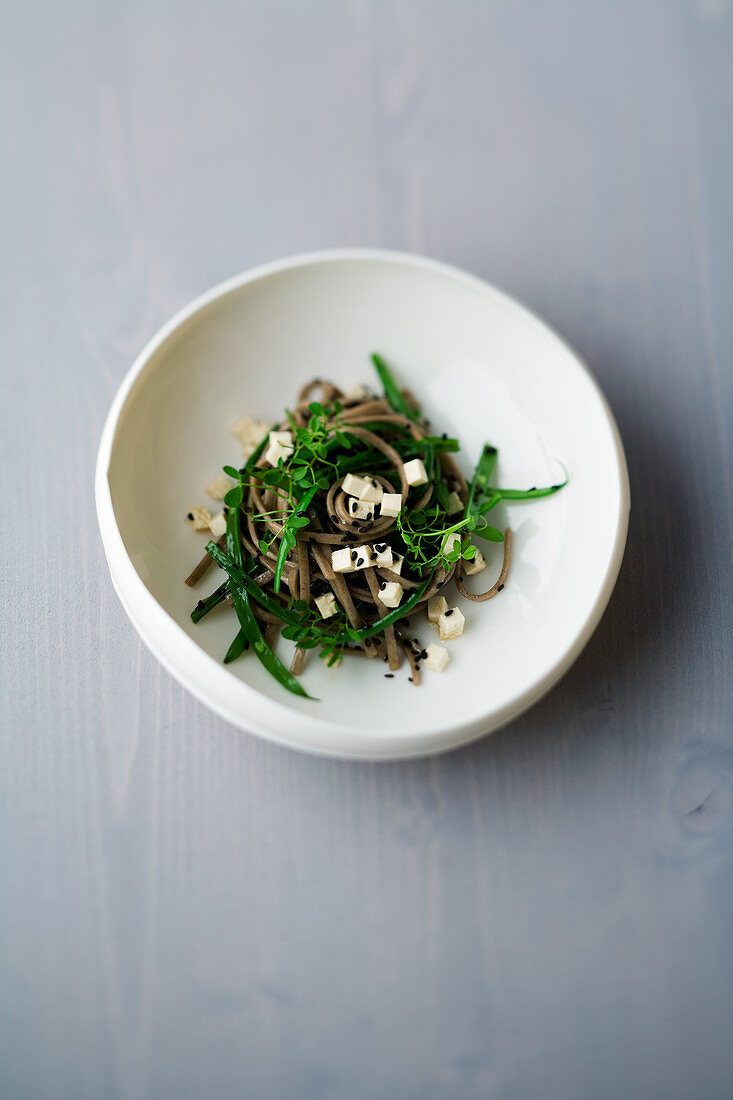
[96,249,629,760]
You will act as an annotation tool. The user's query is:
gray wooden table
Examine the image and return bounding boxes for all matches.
[2,2,732,1097]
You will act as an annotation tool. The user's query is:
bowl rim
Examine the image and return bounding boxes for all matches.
[95,247,630,760]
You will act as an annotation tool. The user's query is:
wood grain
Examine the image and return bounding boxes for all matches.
[1,2,732,1098]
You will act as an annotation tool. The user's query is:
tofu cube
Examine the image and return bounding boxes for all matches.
[424,643,450,672]
[344,383,373,401]
[427,595,448,623]
[206,474,233,500]
[208,512,227,538]
[380,492,402,518]
[463,548,486,575]
[372,542,393,568]
[403,458,428,486]
[352,545,374,570]
[441,531,461,557]
[315,593,338,619]
[438,607,465,641]
[331,547,356,573]
[379,581,403,608]
[447,491,463,515]
[187,505,212,531]
[265,437,294,466]
[230,417,270,458]
[390,554,404,576]
[359,478,383,503]
[347,498,377,521]
[269,430,293,446]
[342,473,369,498]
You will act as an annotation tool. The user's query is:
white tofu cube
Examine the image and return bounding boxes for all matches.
[380,492,402,517]
[265,438,294,466]
[403,458,428,486]
[390,554,404,576]
[269,430,293,446]
[345,383,373,401]
[206,474,233,500]
[359,478,383,503]
[372,542,393,568]
[379,581,403,608]
[441,531,461,557]
[463,548,486,575]
[342,473,369,498]
[230,417,270,458]
[424,643,450,672]
[427,595,448,623]
[187,505,212,531]
[347,498,377,521]
[447,491,463,515]
[315,593,338,619]
[208,512,227,538]
[352,545,374,570]
[438,606,465,641]
[331,547,356,573]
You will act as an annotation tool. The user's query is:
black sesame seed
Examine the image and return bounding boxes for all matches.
[385,673,394,678]
[350,551,358,561]
[374,543,386,552]
[421,650,428,660]
[356,557,364,567]
[497,583,504,592]
[445,609,454,616]
[408,676,414,682]
[372,479,378,487]
[366,512,372,521]
[331,514,338,522]
[340,534,350,543]
[187,512,194,520]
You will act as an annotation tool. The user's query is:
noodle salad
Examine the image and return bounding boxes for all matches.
[185,354,566,698]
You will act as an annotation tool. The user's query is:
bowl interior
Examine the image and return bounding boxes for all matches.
[105,254,626,751]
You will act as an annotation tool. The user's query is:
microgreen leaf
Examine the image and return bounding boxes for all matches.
[224,484,244,508]
[473,522,505,543]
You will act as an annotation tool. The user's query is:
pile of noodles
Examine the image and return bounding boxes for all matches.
[186,379,511,685]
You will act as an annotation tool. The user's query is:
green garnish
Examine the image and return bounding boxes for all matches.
[273,483,318,594]
[191,580,230,623]
[187,355,568,696]
[215,510,314,698]
[229,583,315,699]
[371,352,419,420]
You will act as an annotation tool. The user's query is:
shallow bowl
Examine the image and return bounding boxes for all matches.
[95,249,629,760]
